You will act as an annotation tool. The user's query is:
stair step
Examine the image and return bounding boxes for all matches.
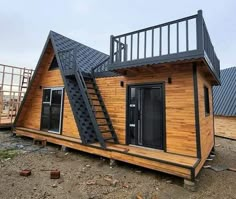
[96,117,108,119]
[93,110,104,113]
[101,130,112,133]
[104,137,115,141]
[98,123,109,126]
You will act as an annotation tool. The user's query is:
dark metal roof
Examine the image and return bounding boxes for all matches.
[213,67,236,116]
[50,31,108,73]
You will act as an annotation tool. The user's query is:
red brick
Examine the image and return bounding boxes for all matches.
[50,170,60,179]
[20,169,31,177]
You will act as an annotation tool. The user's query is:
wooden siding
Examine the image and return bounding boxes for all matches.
[16,42,79,139]
[215,116,236,140]
[195,67,214,175]
[96,64,197,157]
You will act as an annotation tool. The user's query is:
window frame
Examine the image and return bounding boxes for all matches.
[203,85,210,117]
[40,87,64,134]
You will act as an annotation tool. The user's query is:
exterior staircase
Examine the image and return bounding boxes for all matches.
[62,55,118,148]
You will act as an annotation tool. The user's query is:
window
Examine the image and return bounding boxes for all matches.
[43,89,51,102]
[204,86,210,116]
[48,56,59,70]
[41,88,64,133]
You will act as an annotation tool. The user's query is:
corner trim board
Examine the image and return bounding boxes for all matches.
[193,63,201,158]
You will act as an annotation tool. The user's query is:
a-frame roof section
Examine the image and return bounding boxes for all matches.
[50,31,109,73]
[14,31,108,126]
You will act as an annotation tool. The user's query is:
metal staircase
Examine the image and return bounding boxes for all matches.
[74,65,118,148]
[61,52,118,148]
[85,75,118,143]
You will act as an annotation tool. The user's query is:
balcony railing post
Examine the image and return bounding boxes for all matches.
[196,10,204,52]
[110,35,114,63]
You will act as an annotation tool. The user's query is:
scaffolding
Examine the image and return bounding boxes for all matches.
[0,63,34,128]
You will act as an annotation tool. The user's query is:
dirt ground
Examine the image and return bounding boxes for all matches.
[0,131,235,199]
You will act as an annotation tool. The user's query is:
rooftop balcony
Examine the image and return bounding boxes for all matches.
[104,10,220,82]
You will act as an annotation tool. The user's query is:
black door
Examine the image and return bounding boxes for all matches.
[41,88,63,133]
[127,84,164,149]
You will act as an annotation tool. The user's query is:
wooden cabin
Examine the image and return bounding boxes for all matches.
[213,67,236,140]
[13,10,220,183]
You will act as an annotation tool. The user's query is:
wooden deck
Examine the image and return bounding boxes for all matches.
[15,127,200,180]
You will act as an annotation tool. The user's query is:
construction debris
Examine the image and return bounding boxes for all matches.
[204,165,236,172]
[86,180,96,185]
[20,169,31,177]
[52,184,57,188]
[50,170,60,179]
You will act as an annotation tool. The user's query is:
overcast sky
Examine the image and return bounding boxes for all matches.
[0,0,235,70]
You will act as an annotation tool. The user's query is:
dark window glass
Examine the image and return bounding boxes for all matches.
[49,57,59,70]
[51,90,62,105]
[204,86,210,115]
[43,89,51,102]
[42,105,50,115]
[41,104,50,130]
[41,118,49,130]
[50,105,61,132]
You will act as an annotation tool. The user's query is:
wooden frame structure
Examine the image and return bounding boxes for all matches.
[14,10,220,182]
[0,64,33,128]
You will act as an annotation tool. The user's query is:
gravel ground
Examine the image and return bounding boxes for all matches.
[0,130,235,199]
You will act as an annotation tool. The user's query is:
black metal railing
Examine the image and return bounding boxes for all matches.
[91,57,110,74]
[109,10,220,80]
[202,20,220,78]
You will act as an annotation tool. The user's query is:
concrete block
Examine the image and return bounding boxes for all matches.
[184,179,197,192]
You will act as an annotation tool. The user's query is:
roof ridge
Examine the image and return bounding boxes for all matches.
[221,66,236,71]
[49,30,108,56]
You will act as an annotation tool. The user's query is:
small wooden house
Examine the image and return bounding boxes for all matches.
[213,67,236,140]
[13,10,220,182]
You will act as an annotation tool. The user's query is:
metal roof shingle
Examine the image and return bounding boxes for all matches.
[213,67,236,116]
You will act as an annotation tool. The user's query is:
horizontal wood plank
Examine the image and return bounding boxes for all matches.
[15,127,197,179]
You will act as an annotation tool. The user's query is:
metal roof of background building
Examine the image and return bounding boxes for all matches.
[213,67,236,116]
